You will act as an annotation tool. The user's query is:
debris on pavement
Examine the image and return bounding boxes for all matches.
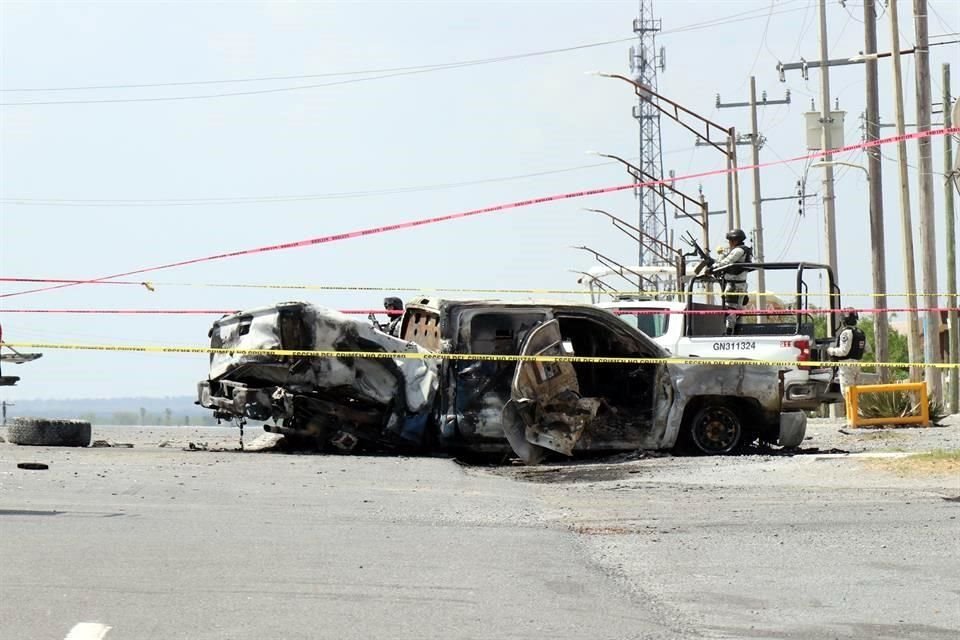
[244,432,285,452]
[91,440,135,448]
[17,462,49,470]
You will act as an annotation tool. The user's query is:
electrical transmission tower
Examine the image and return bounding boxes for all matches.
[629,0,668,285]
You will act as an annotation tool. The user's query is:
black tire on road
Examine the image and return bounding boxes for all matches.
[688,404,744,455]
[7,418,92,447]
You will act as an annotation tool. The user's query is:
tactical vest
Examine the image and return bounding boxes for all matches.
[837,327,866,360]
[724,245,753,276]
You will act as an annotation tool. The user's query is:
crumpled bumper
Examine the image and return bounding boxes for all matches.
[197,380,273,421]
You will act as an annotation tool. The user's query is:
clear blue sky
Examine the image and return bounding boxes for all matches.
[1,0,957,400]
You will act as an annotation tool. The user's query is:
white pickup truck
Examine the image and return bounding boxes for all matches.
[594,262,844,411]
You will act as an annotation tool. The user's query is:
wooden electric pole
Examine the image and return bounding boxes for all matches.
[943,64,960,413]
[913,0,942,402]
[943,63,958,413]
[889,0,922,381]
[863,0,890,381]
[913,0,943,403]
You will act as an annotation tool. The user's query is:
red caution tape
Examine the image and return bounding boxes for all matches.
[0,182,637,300]
[0,307,955,316]
[1,277,958,299]
[3,126,956,301]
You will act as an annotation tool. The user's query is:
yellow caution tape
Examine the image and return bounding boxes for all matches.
[134,282,960,298]
[5,342,958,369]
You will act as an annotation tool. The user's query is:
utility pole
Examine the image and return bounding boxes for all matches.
[1,400,12,426]
[817,0,839,292]
[863,0,890,381]
[749,77,763,289]
[913,0,943,403]
[945,64,959,413]
[889,0,922,382]
[716,79,791,296]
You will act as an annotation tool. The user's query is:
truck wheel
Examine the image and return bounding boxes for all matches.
[7,418,92,447]
[688,405,743,455]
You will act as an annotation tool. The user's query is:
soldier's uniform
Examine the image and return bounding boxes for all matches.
[711,230,753,335]
[827,312,867,403]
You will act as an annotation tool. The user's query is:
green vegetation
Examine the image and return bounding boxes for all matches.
[813,312,910,379]
[856,388,947,426]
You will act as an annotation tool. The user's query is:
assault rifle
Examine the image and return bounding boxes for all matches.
[682,232,715,275]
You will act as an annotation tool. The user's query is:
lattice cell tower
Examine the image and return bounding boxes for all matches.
[629,0,668,270]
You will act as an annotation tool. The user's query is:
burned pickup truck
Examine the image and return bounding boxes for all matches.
[197,300,806,463]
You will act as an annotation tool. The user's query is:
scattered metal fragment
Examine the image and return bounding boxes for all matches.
[244,432,284,452]
[17,462,49,470]
[91,440,135,448]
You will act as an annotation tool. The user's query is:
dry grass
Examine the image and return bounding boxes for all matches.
[866,450,960,476]
[855,390,948,427]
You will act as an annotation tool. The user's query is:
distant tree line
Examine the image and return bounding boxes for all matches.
[813,313,910,379]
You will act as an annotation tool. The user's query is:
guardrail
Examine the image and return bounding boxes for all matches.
[846,382,930,428]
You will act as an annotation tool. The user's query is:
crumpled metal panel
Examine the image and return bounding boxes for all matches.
[207,303,437,415]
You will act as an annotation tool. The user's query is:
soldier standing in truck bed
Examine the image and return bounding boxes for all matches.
[710,229,753,335]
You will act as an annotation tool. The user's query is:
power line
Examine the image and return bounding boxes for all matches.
[0,147,696,207]
[0,5,814,106]
[742,1,777,89]
[1,38,635,94]
[0,39,638,106]
[660,1,808,35]
[927,1,958,34]
[1,3,820,95]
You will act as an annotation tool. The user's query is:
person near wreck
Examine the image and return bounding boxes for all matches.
[709,229,753,335]
[368,297,404,336]
[827,308,867,409]
[382,296,404,336]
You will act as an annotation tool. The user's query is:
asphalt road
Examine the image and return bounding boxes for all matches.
[1,424,958,640]
[0,429,678,640]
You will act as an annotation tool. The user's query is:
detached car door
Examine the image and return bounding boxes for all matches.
[502,319,602,464]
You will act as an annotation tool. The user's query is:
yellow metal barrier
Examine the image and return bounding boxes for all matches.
[846,383,930,428]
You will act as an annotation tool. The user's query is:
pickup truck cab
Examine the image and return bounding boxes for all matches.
[596,262,844,411]
[399,298,807,460]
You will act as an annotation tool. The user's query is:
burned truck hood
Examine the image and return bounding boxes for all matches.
[207,302,437,414]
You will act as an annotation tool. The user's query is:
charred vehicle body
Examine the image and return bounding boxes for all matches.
[198,300,807,463]
[0,323,42,387]
[198,304,438,451]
